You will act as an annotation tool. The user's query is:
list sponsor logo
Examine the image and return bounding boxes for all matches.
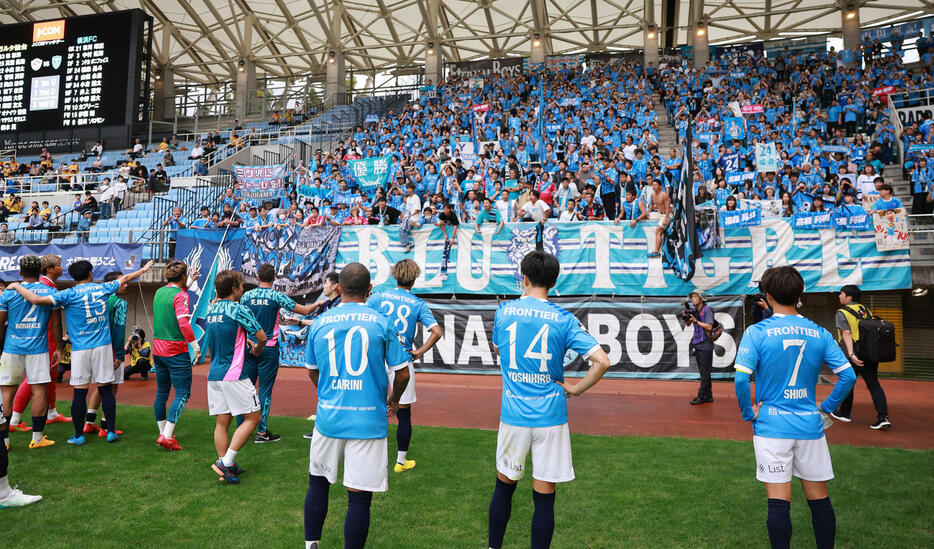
[32,20,65,43]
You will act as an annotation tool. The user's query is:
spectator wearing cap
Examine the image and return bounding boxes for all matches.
[685,289,716,405]
[831,285,891,430]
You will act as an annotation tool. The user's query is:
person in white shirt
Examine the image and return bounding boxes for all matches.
[91,141,104,156]
[399,183,422,252]
[515,189,550,250]
[98,178,115,219]
[112,176,128,214]
[494,195,510,222]
[855,166,878,199]
[553,179,580,212]
[189,142,205,160]
[558,199,581,222]
[580,131,597,150]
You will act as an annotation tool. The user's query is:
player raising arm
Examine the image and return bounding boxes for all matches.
[367,259,443,473]
[488,250,610,549]
[203,270,267,484]
[303,263,411,549]
[733,266,856,549]
[9,260,152,446]
[240,263,315,443]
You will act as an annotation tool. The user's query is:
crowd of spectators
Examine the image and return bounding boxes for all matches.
[166,40,932,248]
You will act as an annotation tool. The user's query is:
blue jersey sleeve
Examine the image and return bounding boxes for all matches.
[273,291,298,312]
[233,304,263,335]
[0,290,9,311]
[304,324,318,370]
[491,305,504,350]
[734,329,759,375]
[384,323,411,370]
[101,280,120,297]
[418,301,438,331]
[564,313,600,360]
[50,287,76,308]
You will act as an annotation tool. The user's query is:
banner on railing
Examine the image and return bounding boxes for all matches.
[235,164,287,206]
[333,220,911,296]
[277,296,744,379]
[793,211,834,230]
[348,155,392,191]
[872,210,909,252]
[719,208,761,228]
[240,225,342,295]
[833,209,871,231]
[726,171,756,186]
[0,243,144,282]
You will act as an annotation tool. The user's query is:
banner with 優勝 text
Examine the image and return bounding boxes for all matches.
[277,296,744,379]
[348,155,392,191]
[235,164,288,206]
[333,220,910,296]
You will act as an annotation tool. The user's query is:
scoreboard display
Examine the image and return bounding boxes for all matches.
[0,10,149,150]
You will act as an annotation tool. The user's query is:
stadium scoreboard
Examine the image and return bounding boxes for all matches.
[0,10,151,152]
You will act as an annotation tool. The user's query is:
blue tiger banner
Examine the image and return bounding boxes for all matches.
[332,219,910,296]
[239,225,342,295]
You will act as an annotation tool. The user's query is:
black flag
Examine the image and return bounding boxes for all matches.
[662,125,701,280]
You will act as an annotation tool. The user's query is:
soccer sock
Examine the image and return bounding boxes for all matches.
[808,497,836,549]
[304,474,330,542]
[47,407,59,420]
[2,418,9,448]
[99,385,116,433]
[767,498,792,549]
[488,478,517,549]
[344,490,373,549]
[396,407,412,460]
[71,389,88,438]
[0,437,9,499]
[222,448,238,467]
[31,416,46,443]
[157,420,166,434]
[163,421,176,439]
[86,409,97,424]
[10,411,21,425]
[531,490,556,549]
[397,451,408,465]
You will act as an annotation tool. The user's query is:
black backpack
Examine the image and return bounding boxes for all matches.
[842,306,897,363]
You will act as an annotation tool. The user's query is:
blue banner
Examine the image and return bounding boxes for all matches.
[240,225,342,295]
[833,210,872,231]
[720,152,741,172]
[794,211,834,230]
[0,243,144,282]
[348,155,392,191]
[234,165,288,207]
[175,228,246,350]
[719,208,762,228]
[365,114,379,123]
[723,117,745,141]
[823,145,851,155]
[333,220,910,296]
[726,171,756,186]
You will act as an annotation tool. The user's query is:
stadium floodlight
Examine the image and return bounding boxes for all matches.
[646,24,657,40]
[154,72,161,80]
[532,33,542,47]
[328,51,336,64]
[238,59,245,72]
[427,42,435,55]
[696,24,706,36]
[912,287,928,297]
[846,9,857,19]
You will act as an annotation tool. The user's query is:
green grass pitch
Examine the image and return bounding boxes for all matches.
[4,404,932,548]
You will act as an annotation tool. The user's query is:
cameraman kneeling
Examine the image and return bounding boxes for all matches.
[123,328,153,381]
[685,290,716,405]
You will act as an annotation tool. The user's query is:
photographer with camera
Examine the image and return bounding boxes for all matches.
[684,289,717,405]
[123,327,152,381]
[751,293,773,324]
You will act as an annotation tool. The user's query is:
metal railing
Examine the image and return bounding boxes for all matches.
[889,87,934,110]
[0,170,144,195]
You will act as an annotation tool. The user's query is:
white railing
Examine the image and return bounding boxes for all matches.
[0,170,147,195]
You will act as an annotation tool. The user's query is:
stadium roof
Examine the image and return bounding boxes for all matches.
[1,0,929,84]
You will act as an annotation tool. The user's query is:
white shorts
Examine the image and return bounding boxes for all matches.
[112,363,125,385]
[308,428,388,492]
[753,435,834,483]
[389,363,416,405]
[70,345,115,386]
[207,379,260,416]
[496,422,574,483]
[0,352,50,385]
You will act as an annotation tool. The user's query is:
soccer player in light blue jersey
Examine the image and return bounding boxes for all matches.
[239,263,315,443]
[303,263,411,549]
[366,259,442,473]
[10,259,151,446]
[734,266,857,549]
[488,250,610,549]
[0,255,61,450]
[204,270,268,484]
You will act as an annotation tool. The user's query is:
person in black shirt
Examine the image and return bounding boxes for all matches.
[368,196,399,226]
[436,202,459,280]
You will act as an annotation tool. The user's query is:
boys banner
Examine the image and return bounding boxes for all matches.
[0,242,144,281]
[333,220,910,296]
[278,296,744,379]
[872,210,910,252]
[348,155,392,191]
[234,165,288,206]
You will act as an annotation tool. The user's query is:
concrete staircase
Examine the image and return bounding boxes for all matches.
[655,103,678,153]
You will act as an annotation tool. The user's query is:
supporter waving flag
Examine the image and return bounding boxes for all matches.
[662,125,701,281]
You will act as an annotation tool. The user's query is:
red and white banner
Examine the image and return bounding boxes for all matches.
[740,104,764,114]
[470,103,491,113]
[872,86,896,97]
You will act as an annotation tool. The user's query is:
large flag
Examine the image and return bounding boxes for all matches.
[536,73,545,161]
[662,125,701,281]
[175,228,246,359]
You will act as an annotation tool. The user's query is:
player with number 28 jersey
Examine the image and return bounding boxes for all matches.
[366,287,437,355]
